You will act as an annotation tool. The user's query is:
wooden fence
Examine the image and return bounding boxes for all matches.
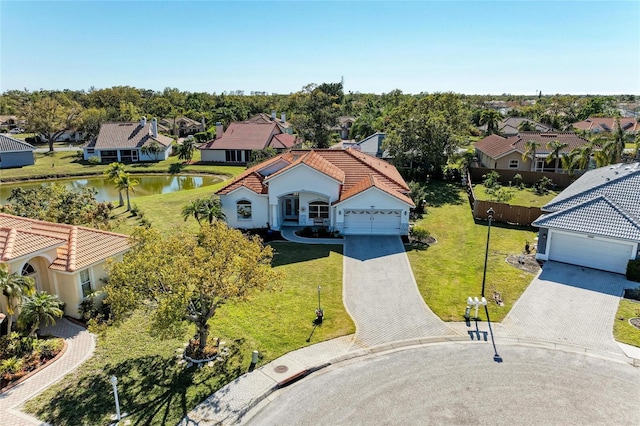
[465,170,542,226]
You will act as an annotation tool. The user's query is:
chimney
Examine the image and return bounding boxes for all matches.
[216,122,223,139]
[140,116,147,127]
[151,118,158,138]
[281,113,286,123]
[271,110,276,121]
[201,117,206,132]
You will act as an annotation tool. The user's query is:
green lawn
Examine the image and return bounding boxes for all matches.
[0,150,244,182]
[613,299,640,348]
[24,243,350,425]
[472,184,559,207]
[407,181,537,322]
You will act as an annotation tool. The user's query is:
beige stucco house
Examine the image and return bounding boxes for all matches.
[0,213,129,319]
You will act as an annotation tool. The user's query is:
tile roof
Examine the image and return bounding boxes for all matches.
[216,149,413,206]
[533,196,640,241]
[475,131,591,159]
[535,162,640,240]
[0,213,129,272]
[0,134,35,153]
[90,122,173,150]
[338,175,414,205]
[270,133,299,149]
[246,113,291,129]
[199,122,282,150]
[571,117,639,134]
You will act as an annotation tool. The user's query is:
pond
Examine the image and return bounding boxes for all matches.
[0,175,223,204]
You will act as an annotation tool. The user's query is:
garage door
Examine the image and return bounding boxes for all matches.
[343,210,402,235]
[549,232,634,274]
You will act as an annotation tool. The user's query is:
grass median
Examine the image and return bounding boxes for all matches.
[407,181,537,322]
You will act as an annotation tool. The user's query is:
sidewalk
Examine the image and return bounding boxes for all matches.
[0,319,95,426]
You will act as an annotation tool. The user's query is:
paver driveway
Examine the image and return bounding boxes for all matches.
[343,236,453,348]
[500,261,631,353]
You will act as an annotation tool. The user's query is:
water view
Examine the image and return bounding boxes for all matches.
[0,175,222,204]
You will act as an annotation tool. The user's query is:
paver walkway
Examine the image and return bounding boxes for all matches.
[343,236,454,348]
[500,261,630,354]
[0,319,95,426]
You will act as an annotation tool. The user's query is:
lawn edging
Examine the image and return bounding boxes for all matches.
[0,339,68,394]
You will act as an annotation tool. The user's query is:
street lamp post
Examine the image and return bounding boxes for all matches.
[480,208,495,298]
[110,376,121,424]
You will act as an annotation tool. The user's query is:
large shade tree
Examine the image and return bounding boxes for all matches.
[290,82,343,148]
[384,93,470,178]
[105,223,281,350]
[22,95,82,152]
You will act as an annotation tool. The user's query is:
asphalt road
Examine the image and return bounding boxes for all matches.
[245,343,640,425]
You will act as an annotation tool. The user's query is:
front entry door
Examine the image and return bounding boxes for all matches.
[283,197,299,220]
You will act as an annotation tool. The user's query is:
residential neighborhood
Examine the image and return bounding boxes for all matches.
[1,1,639,425]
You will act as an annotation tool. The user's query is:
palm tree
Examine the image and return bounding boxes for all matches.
[115,172,139,211]
[177,135,196,163]
[560,150,580,176]
[104,162,126,207]
[612,117,626,163]
[576,143,596,170]
[522,140,541,171]
[182,197,225,227]
[0,266,35,336]
[479,109,501,135]
[18,292,63,338]
[546,140,569,173]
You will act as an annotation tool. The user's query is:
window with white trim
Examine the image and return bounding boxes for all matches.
[237,200,252,220]
[509,159,519,169]
[308,201,329,219]
[80,269,92,297]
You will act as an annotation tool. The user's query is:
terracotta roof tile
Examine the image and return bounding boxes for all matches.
[216,149,412,203]
[476,132,591,159]
[0,213,129,272]
[571,117,639,134]
[338,175,414,206]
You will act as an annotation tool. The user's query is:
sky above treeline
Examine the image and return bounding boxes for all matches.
[1,1,639,95]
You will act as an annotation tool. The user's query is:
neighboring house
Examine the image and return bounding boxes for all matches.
[158,116,205,137]
[246,111,293,134]
[83,117,173,163]
[0,134,35,169]
[479,117,553,136]
[330,132,390,159]
[0,115,22,132]
[570,117,639,135]
[533,162,640,274]
[216,148,414,235]
[0,213,129,318]
[475,131,591,172]
[199,121,301,164]
[330,116,356,140]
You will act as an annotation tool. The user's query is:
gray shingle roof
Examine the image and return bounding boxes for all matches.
[0,134,35,153]
[92,122,173,150]
[535,162,640,240]
[533,195,640,241]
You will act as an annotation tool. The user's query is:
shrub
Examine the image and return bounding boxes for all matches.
[410,227,432,244]
[88,156,101,165]
[0,357,24,377]
[129,204,140,216]
[482,171,501,190]
[36,339,63,359]
[535,176,553,195]
[300,227,313,237]
[626,259,640,283]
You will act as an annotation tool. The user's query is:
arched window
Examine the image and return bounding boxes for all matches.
[309,201,329,219]
[237,200,252,220]
[22,263,36,276]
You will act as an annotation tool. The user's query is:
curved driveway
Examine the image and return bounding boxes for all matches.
[343,236,453,348]
[247,343,640,425]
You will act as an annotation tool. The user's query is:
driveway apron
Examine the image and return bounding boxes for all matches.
[500,261,630,354]
[343,236,453,348]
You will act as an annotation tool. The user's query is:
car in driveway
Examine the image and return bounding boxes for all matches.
[9,128,24,134]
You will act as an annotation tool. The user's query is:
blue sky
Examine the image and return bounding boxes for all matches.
[1,1,639,95]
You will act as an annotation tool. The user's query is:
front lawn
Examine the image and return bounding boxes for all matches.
[0,150,244,182]
[408,181,537,322]
[24,243,351,425]
[472,184,558,207]
[613,298,640,348]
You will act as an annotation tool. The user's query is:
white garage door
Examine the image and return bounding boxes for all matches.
[549,232,634,274]
[343,210,402,235]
